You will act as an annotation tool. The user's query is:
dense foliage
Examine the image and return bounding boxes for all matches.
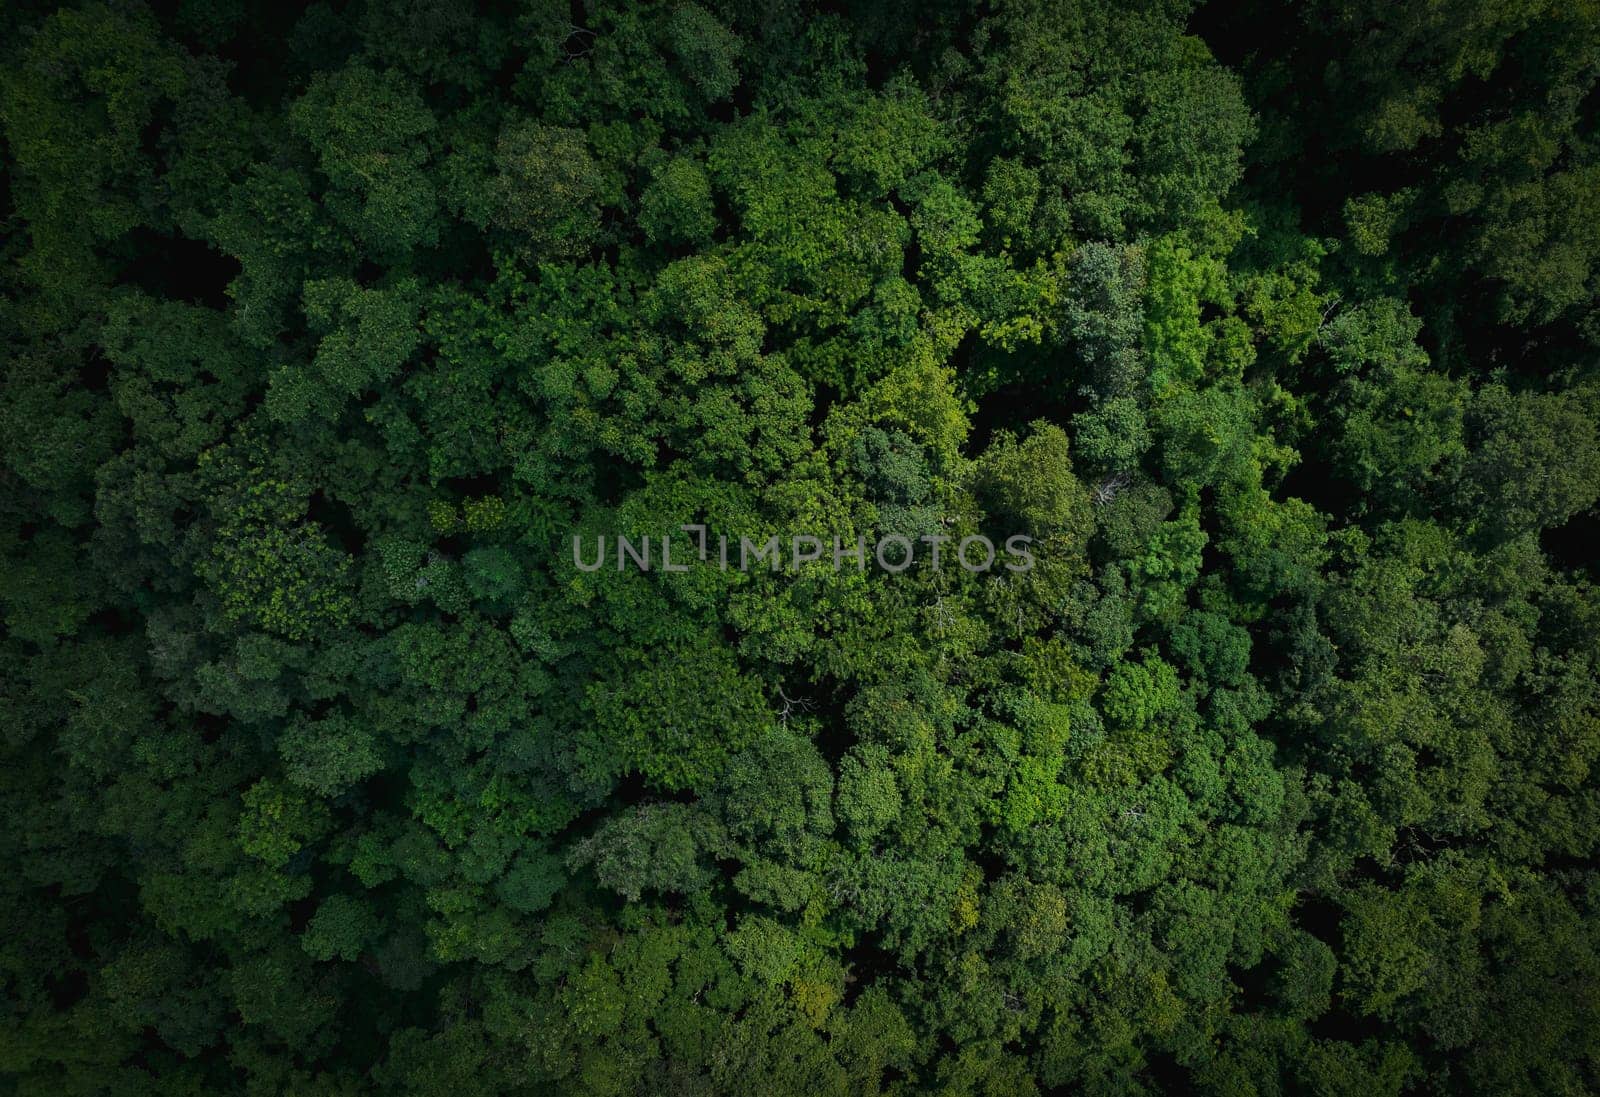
[3,1,1599,1093]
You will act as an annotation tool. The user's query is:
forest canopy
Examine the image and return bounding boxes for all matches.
[2,1,1599,1094]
